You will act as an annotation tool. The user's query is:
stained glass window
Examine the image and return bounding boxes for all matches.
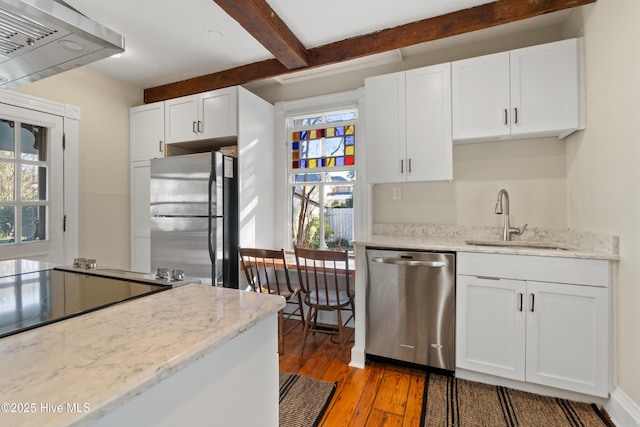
[290,112,356,169]
[287,109,357,252]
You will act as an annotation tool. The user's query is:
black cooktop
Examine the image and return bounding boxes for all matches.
[0,269,169,339]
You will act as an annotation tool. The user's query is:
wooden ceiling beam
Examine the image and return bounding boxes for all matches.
[212,0,308,69]
[145,0,596,103]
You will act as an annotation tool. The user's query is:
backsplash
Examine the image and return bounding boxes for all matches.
[372,223,619,255]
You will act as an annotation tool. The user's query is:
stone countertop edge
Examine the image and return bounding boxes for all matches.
[0,284,286,427]
[353,234,619,261]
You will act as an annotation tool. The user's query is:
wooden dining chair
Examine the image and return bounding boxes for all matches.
[294,246,355,363]
[238,247,304,355]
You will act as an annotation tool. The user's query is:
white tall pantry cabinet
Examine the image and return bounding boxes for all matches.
[129,87,275,274]
[129,102,165,272]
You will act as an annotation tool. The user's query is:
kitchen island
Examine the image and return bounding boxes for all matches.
[0,283,285,426]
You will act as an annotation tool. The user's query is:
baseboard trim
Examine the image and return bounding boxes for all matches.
[606,387,640,427]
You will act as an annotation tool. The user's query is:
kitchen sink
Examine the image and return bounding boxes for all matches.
[464,239,572,251]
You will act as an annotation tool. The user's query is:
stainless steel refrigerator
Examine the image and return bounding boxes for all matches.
[150,151,239,288]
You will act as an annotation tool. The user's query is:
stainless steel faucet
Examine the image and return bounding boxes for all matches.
[495,189,528,241]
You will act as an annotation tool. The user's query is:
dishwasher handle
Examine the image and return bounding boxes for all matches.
[371,257,446,268]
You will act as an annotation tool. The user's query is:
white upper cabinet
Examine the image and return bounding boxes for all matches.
[164,87,238,144]
[130,102,165,161]
[365,71,406,184]
[365,63,452,184]
[452,38,584,142]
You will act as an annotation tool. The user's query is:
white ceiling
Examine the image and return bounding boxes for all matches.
[62,0,568,90]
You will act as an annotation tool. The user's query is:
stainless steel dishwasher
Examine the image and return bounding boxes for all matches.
[365,248,455,371]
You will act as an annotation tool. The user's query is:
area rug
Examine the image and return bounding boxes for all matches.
[279,372,337,427]
[421,373,613,427]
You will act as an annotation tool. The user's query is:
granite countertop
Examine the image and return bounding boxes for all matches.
[353,224,619,261]
[0,284,285,427]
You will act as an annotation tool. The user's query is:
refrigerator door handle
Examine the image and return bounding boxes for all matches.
[208,169,215,267]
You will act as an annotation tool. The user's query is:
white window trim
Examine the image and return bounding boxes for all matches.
[0,88,80,264]
[274,88,370,251]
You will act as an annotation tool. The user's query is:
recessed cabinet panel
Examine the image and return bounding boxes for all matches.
[451,52,510,140]
[406,63,453,181]
[365,71,406,184]
[164,95,199,144]
[200,89,237,140]
[130,102,165,161]
[510,39,580,136]
[525,281,608,396]
[456,275,526,380]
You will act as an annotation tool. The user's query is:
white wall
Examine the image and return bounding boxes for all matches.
[14,67,143,269]
[564,0,640,409]
[373,138,567,228]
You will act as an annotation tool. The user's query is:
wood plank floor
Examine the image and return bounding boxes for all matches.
[278,319,616,427]
[279,319,426,426]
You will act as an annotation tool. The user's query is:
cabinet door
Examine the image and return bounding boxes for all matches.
[456,275,526,380]
[199,87,237,140]
[365,71,406,184]
[165,94,198,143]
[130,102,164,161]
[510,39,581,137]
[406,63,452,181]
[130,161,151,273]
[525,281,609,397]
[452,52,510,140]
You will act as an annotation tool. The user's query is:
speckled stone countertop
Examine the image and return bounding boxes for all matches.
[0,284,285,427]
[353,224,619,261]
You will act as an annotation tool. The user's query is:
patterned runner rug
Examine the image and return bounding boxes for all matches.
[421,373,613,426]
[279,372,337,427]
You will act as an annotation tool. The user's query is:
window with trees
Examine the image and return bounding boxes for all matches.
[0,119,49,245]
[288,109,356,252]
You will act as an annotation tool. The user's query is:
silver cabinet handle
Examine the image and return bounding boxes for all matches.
[518,293,523,312]
[504,108,508,125]
[198,120,203,133]
[400,159,404,174]
[159,140,164,153]
[372,257,445,268]
[408,158,412,173]
[192,121,197,133]
[529,293,535,312]
[514,107,519,124]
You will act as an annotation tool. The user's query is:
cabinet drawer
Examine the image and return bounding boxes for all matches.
[457,252,610,287]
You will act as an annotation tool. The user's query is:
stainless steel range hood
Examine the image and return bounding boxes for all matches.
[0,0,124,87]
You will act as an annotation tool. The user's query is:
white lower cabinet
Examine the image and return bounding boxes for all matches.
[456,252,610,397]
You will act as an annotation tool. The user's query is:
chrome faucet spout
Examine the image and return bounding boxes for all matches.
[494,189,526,241]
[495,189,509,215]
